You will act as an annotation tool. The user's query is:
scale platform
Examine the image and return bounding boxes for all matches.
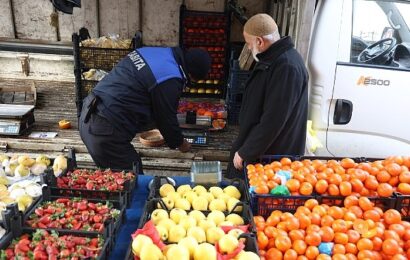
[0,104,35,135]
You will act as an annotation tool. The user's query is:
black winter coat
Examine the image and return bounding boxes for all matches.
[231,36,308,162]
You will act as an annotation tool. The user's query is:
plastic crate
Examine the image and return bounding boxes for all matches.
[318,195,396,211]
[79,47,131,71]
[0,227,111,259]
[22,187,125,240]
[227,102,241,125]
[41,150,139,208]
[394,193,410,220]
[140,198,256,233]
[179,4,230,99]
[148,176,251,205]
[80,79,99,96]
[227,60,250,93]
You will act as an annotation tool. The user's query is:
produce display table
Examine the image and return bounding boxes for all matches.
[109,175,190,260]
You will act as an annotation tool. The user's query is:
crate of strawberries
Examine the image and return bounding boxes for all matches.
[0,228,110,259]
[41,151,138,208]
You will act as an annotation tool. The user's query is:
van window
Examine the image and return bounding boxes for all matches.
[351,0,391,63]
[350,0,410,69]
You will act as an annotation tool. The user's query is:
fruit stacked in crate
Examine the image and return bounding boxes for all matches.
[255,196,410,260]
[129,176,259,260]
[245,156,407,218]
[179,4,230,98]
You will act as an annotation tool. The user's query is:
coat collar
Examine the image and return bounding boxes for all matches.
[255,36,294,69]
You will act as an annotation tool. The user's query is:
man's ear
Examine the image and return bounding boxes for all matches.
[256,36,264,48]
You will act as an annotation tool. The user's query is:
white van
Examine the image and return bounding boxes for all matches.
[308,0,410,157]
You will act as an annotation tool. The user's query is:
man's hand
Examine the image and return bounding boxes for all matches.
[233,151,244,170]
[178,139,191,153]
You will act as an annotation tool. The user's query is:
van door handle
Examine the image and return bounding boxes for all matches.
[333,99,353,124]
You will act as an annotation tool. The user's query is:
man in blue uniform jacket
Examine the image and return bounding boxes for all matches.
[79,47,211,171]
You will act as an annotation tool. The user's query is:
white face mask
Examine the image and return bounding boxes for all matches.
[251,44,260,62]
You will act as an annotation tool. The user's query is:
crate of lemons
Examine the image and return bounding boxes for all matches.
[0,154,67,217]
[131,183,259,260]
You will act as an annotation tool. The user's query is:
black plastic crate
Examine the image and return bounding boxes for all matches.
[41,150,139,208]
[317,195,395,211]
[148,176,251,205]
[0,227,111,259]
[179,4,230,99]
[227,102,241,125]
[124,232,258,260]
[227,60,250,93]
[22,187,125,241]
[140,198,256,233]
[394,193,410,220]
[81,79,99,97]
[251,194,315,218]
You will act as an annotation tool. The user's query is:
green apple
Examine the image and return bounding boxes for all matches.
[228,228,244,238]
[201,192,215,203]
[170,208,187,224]
[236,251,260,260]
[218,234,239,254]
[166,244,190,260]
[192,185,207,195]
[207,210,225,226]
[151,209,169,225]
[132,235,153,257]
[227,197,242,212]
[188,210,206,223]
[194,243,217,260]
[175,198,191,211]
[157,218,176,232]
[140,243,163,260]
[187,226,206,243]
[160,183,176,197]
[177,184,192,196]
[192,196,208,211]
[209,187,224,198]
[179,216,197,230]
[158,197,174,210]
[198,219,216,232]
[206,227,225,244]
[168,225,187,243]
[178,236,198,258]
[182,191,198,204]
[223,186,241,200]
[166,191,181,203]
[209,199,226,211]
[225,213,244,225]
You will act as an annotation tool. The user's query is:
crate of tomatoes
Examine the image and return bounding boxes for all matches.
[245,155,399,218]
[41,150,139,208]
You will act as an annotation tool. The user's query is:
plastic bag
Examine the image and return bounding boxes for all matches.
[306,120,323,155]
[318,242,334,255]
[220,225,249,233]
[270,185,291,196]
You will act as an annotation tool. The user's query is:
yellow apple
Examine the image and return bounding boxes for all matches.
[166,244,190,260]
[175,198,191,211]
[187,226,206,243]
[228,228,244,238]
[151,209,169,225]
[178,236,198,258]
[207,210,225,226]
[218,234,239,254]
[201,192,215,203]
[140,243,164,260]
[198,219,216,232]
[157,218,176,232]
[160,183,175,197]
[194,243,217,260]
[168,225,186,243]
[192,196,208,211]
[183,191,198,204]
[206,227,225,244]
[179,216,197,230]
[158,197,174,210]
[226,213,244,225]
[155,225,168,241]
[235,251,260,260]
[166,191,181,203]
[132,235,153,257]
[209,187,224,198]
[192,185,207,195]
[188,210,206,223]
[223,186,241,200]
[209,199,226,211]
[170,208,187,224]
[227,197,242,212]
[177,184,192,196]
[218,221,234,227]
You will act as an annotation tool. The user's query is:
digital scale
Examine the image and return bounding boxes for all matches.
[182,129,209,146]
[0,104,35,135]
[178,111,211,146]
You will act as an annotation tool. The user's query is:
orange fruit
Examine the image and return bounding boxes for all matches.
[328,184,340,196]
[357,238,373,251]
[344,196,359,208]
[305,232,321,246]
[358,197,374,211]
[385,163,402,176]
[286,217,300,231]
[334,232,349,244]
[58,119,71,129]
[317,254,331,260]
[328,206,345,220]
[332,219,349,233]
[353,219,369,234]
[286,179,301,192]
[320,226,335,242]
[280,157,292,166]
[315,179,328,194]
[333,254,348,260]
[357,250,374,259]
[340,182,352,196]
[349,205,364,218]
[364,176,379,190]
[289,229,304,241]
[304,199,319,210]
[384,209,402,225]
[329,174,343,185]
[382,238,400,255]
[398,183,410,195]
[298,214,311,229]
[321,215,334,227]
[305,246,319,260]
[265,248,283,260]
[341,158,356,169]
[377,183,393,197]
[363,209,381,222]
[283,249,297,260]
[350,178,364,193]
[345,243,358,254]
[399,171,410,183]
[292,240,307,255]
[376,170,391,183]
[389,224,405,238]
[275,236,292,252]
[347,230,361,243]
[333,244,346,254]
[299,182,313,195]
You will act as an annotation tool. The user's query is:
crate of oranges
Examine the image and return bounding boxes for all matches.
[245,156,408,218]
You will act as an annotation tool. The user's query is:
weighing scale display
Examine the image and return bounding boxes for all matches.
[183,130,209,146]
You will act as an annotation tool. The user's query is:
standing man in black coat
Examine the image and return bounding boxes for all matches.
[79,47,211,171]
[230,13,308,173]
